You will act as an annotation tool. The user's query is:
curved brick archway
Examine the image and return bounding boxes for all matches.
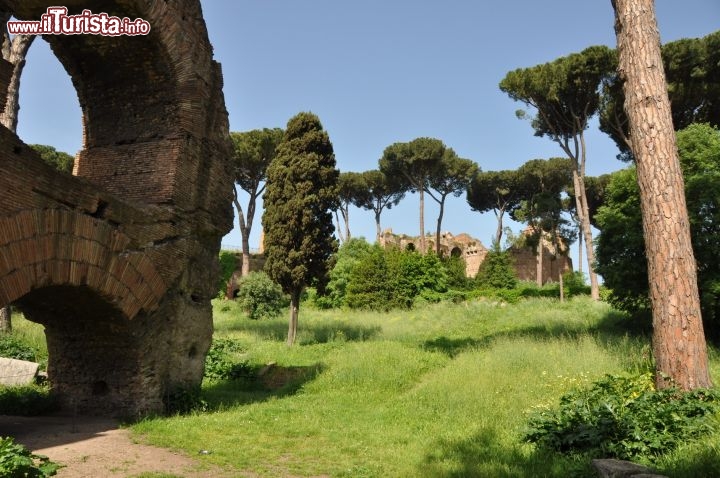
[0,1,233,415]
[0,209,166,318]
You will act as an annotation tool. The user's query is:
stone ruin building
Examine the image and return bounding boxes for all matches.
[379,228,572,283]
[506,228,574,284]
[0,0,233,416]
[379,229,488,277]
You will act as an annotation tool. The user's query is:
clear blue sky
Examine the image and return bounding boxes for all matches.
[13,1,720,269]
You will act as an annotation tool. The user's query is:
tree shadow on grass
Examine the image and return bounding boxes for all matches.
[418,426,716,478]
[422,307,653,363]
[219,318,381,344]
[423,336,486,358]
[201,362,324,410]
[418,427,592,478]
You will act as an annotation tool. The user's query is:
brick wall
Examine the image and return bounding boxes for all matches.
[0,0,233,416]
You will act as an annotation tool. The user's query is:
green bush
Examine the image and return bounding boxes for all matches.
[526,373,720,462]
[0,385,57,416]
[204,338,252,381]
[412,252,449,296]
[474,287,523,304]
[442,255,470,289]
[236,272,288,320]
[345,246,394,310]
[315,238,373,309]
[475,248,517,290]
[0,335,37,362]
[563,271,590,297]
[346,247,450,310]
[517,281,560,299]
[438,289,470,304]
[390,249,449,307]
[164,386,207,415]
[0,436,58,477]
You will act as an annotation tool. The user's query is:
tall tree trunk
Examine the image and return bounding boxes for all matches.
[233,189,253,277]
[0,306,10,334]
[286,290,301,346]
[342,207,350,243]
[418,188,426,253]
[0,33,34,132]
[494,208,505,248]
[613,0,711,390]
[0,30,34,333]
[375,210,382,244]
[577,225,583,274]
[241,235,251,277]
[334,210,345,244]
[572,170,600,300]
[558,262,565,302]
[536,232,543,287]
[435,197,445,256]
[552,231,565,302]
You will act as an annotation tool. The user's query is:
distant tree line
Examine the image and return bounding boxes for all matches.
[224,29,720,350]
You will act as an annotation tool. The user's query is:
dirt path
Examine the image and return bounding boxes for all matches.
[0,415,239,478]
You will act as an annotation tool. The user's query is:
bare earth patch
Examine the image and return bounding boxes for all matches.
[0,415,237,478]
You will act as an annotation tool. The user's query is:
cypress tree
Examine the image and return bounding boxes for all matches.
[262,112,339,345]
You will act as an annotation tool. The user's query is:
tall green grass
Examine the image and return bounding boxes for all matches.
[130,297,720,477]
[6,311,47,367]
[8,297,719,476]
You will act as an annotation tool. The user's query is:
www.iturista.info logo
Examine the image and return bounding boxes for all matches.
[6,6,151,36]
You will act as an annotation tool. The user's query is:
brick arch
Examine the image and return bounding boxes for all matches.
[6,0,233,216]
[0,0,233,416]
[0,209,165,319]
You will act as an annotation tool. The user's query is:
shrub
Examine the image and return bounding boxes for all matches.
[475,248,517,290]
[314,238,372,309]
[346,247,450,310]
[236,272,288,320]
[472,287,524,304]
[563,271,590,297]
[442,255,470,289]
[388,249,448,307]
[204,338,252,381]
[0,335,37,362]
[345,246,394,310]
[526,373,720,462]
[0,436,58,477]
[0,385,57,416]
[517,281,560,299]
[164,386,208,415]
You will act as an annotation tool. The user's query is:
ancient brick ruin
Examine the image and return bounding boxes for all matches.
[0,1,233,416]
[379,229,572,283]
[379,229,488,277]
[507,240,573,284]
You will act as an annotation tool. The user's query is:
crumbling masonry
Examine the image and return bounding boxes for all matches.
[0,0,233,416]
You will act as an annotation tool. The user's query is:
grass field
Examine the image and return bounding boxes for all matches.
[123,297,720,477]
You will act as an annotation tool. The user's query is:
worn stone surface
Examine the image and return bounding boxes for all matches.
[507,227,573,284]
[592,459,668,478]
[507,243,574,284]
[0,357,39,386]
[0,0,233,416]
